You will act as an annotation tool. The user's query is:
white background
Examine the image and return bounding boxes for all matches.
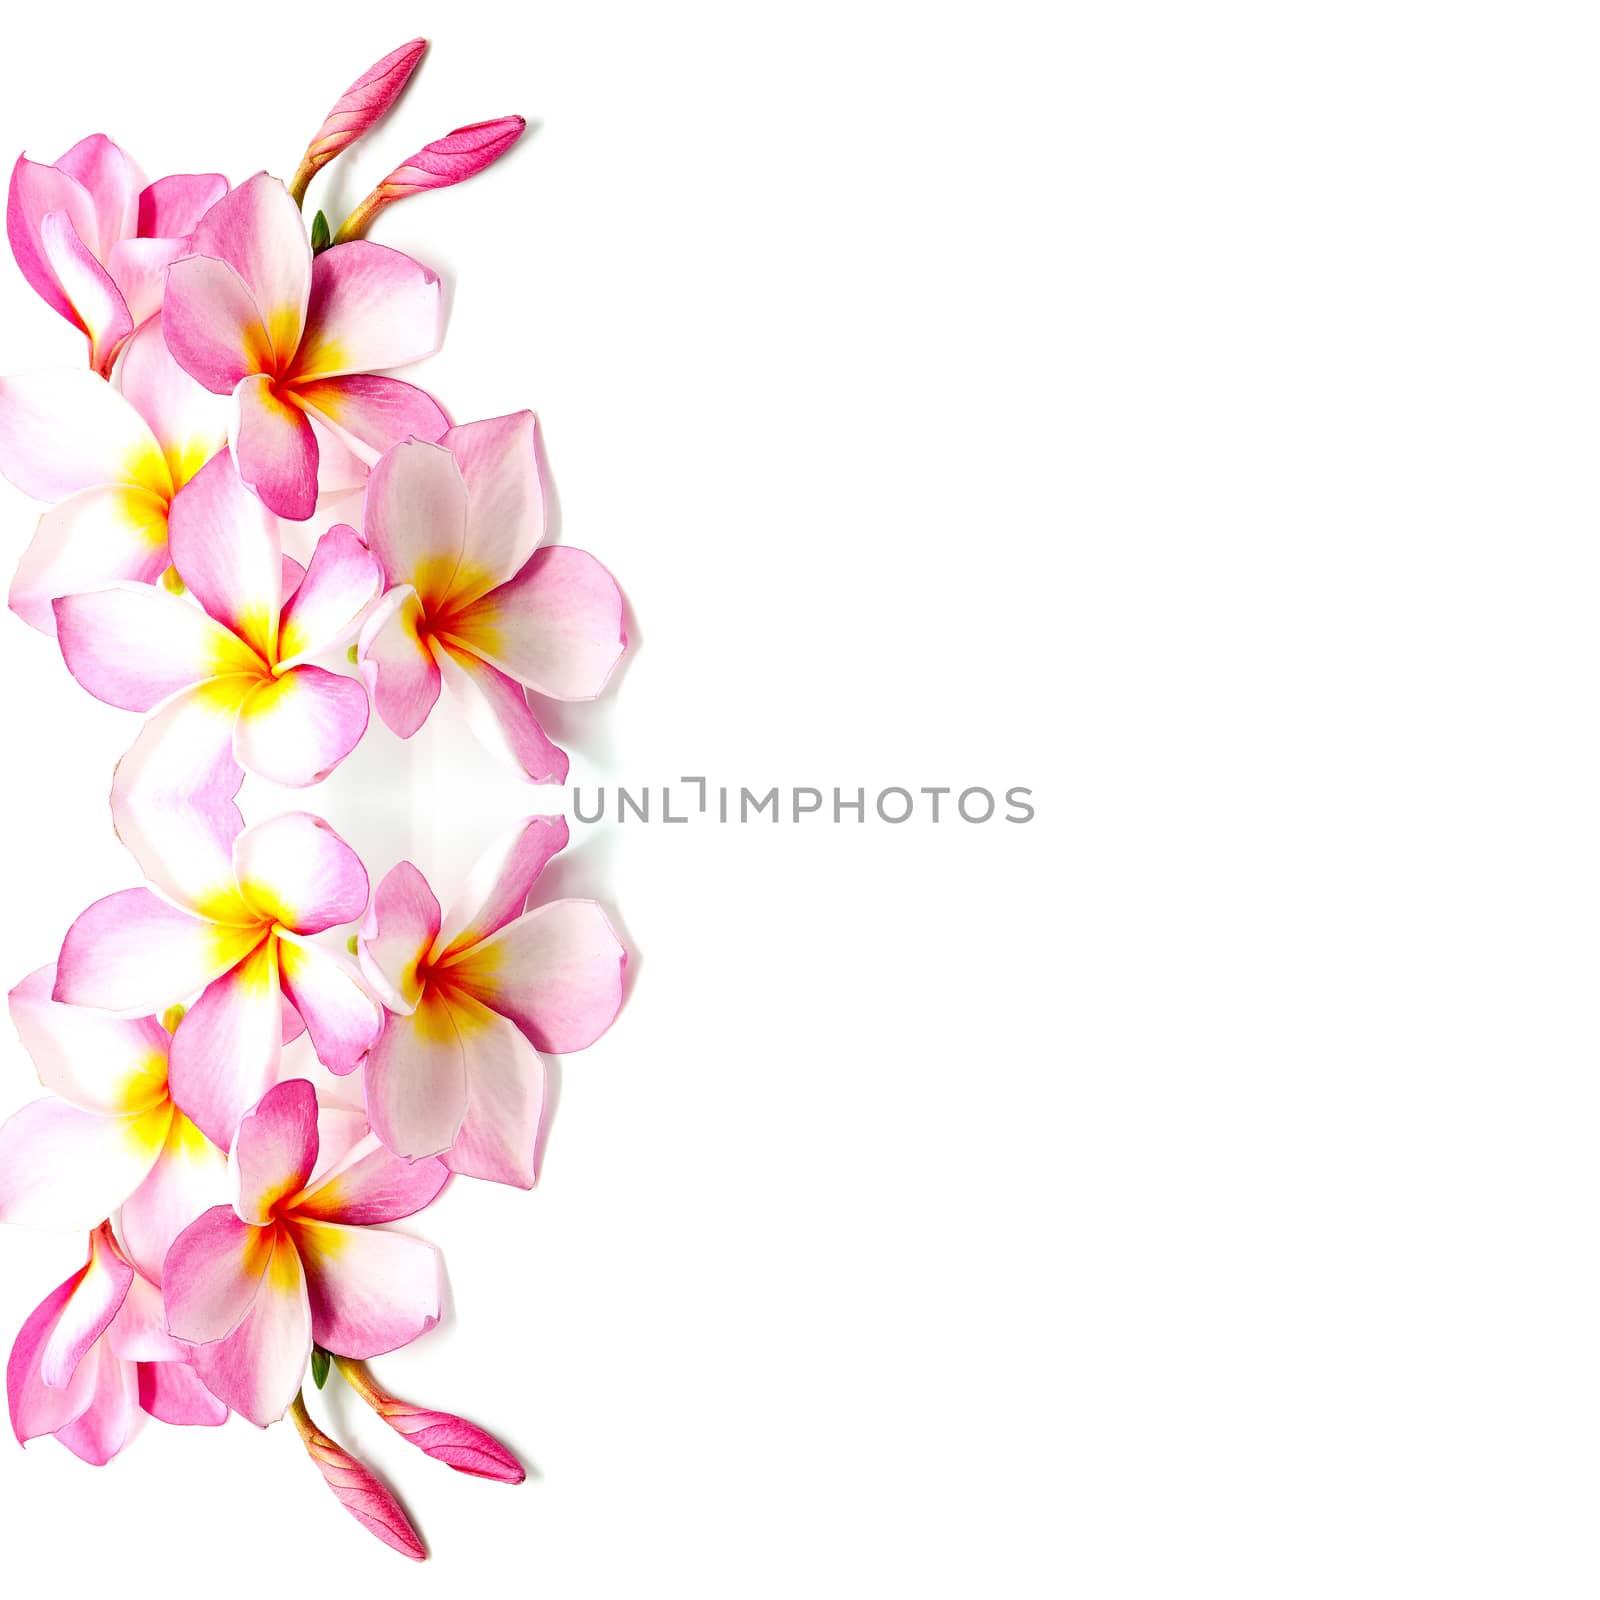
[0,2,1589,1596]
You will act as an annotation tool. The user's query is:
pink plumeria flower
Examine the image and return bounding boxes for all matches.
[334,1355,525,1483]
[0,967,225,1283]
[164,1079,447,1427]
[0,318,227,633]
[9,1222,226,1465]
[54,811,382,1150]
[54,448,382,788]
[7,135,226,374]
[289,38,428,205]
[358,413,627,782]
[163,172,447,521]
[358,815,626,1183]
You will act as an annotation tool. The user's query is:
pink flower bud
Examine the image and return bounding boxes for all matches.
[289,1395,427,1560]
[290,39,428,204]
[332,116,527,242]
[335,1357,526,1483]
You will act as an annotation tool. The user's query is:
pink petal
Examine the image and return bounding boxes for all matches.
[436,641,570,783]
[290,1218,441,1357]
[362,996,467,1160]
[434,814,569,961]
[449,546,627,700]
[337,1360,524,1482]
[308,409,371,493]
[294,375,448,468]
[233,812,369,934]
[10,484,170,635]
[167,940,283,1150]
[105,234,190,327]
[230,373,319,522]
[308,1104,372,1191]
[8,1298,92,1441]
[187,1224,311,1426]
[0,1098,169,1232]
[361,437,466,601]
[186,173,310,372]
[162,253,273,393]
[109,679,251,916]
[442,995,544,1189]
[8,964,170,1114]
[7,153,102,325]
[119,317,230,492]
[162,1205,271,1344]
[291,39,427,199]
[39,1225,134,1389]
[289,1398,427,1559]
[138,1358,229,1425]
[8,1279,103,1443]
[54,887,263,1015]
[233,664,370,786]
[277,935,382,1075]
[40,209,133,374]
[441,900,626,1053]
[54,135,137,254]
[0,366,169,502]
[119,1112,228,1285]
[52,1344,139,1464]
[336,118,526,241]
[106,1269,187,1363]
[276,524,383,667]
[291,1133,449,1226]
[54,584,262,710]
[165,447,283,657]
[138,172,228,239]
[230,1078,319,1225]
[291,242,441,381]
[357,585,440,738]
[359,860,440,1012]
[438,411,544,605]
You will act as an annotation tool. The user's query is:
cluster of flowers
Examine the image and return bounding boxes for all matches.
[0,39,628,1559]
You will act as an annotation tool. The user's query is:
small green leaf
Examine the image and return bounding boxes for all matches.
[311,210,331,253]
[311,1346,331,1389]
[346,643,359,665]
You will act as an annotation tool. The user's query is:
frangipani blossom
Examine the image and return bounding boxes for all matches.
[54,448,382,788]
[0,48,634,1562]
[358,413,627,783]
[164,172,447,520]
[9,1223,226,1465]
[0,318,228,632]
[7,135,226,374]
[289,39,428,205]
[54,811,382,1150]
[164,1080,447,1427]
[0,967,225,1283]
[358,815,625,1183]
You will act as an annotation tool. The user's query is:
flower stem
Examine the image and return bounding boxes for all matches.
[332,1354,382,1403]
